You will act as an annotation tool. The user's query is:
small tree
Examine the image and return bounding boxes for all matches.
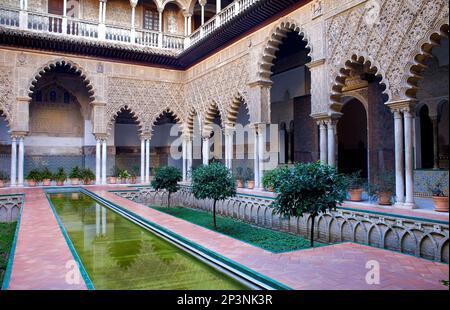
[151,166,182,208]
[271,162,347,247]
[191,163,236,229]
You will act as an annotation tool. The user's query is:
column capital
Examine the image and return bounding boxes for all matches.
[199,0,207,7]
[140,133,152,141]
[248,80,273,89]
[94,133,108,141]
[387,99,417,113]
[305,58,326,69]
[11,131,27,139]
[129,0,138,8]
[92,100,107,107]
[16,96,31,104]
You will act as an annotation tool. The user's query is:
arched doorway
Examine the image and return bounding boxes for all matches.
[27,63,93,175]
[112,107,141,177]
[152,110,182,173]
[269,31,315,164]
[337,98,368,178]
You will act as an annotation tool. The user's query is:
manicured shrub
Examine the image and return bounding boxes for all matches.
[151,166,182,208]
[26,169,43,182]
[191,163,236,229]
[80,168,95,184]
[69,166,82,179]
[41,167,53,180]
[271,161,347,247]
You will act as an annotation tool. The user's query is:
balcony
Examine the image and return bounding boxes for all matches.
[0,0,261,53]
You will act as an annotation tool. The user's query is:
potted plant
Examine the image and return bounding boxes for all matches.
[262,169,278,192]
[118,169,130,184]
[234,167,244,188]
[109,165,120,184]
[371,173,395,206]
[81,168,95,185]
[128,166,139,184]
[245,168,255,189]
[347,171,366,202]
[0,170,8,187]
[26,169,42,187]
[41,167,53,186]
[69,166,81,185]
[54,167,67,186]
[427,176,449,212]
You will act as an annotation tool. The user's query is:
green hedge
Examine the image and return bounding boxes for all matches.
[0,222,17,285]
[151,206,322,253]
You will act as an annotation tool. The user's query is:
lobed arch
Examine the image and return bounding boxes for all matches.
[27,58,97,103]
[330,54,390,113]
[257,17,312,83]
[186,106,200,135]
[106,105,145,136]
[0,109,12,130]
[402,21,449,100]
[149,107,183,136]
[202,101,224,135]
[225,93,250,125]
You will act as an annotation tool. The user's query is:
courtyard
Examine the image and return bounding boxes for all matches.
[0,0,449,297]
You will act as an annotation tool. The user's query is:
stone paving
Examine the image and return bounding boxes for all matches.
[1,186,448,290]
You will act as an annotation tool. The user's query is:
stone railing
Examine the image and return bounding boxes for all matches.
[115,186,450,263]
[0,195,22,223]
[0,0,261,51]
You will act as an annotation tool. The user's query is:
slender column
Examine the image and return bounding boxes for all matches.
[140,138,145,183]
[327,120,337,167]
[95,139,101,185]
[200,2,205,25]
[318,121,328,165]
[10,137,17,187]
[101,139,107,185]
[404,110,415,208]
[182,137,187,181]
[130,0,138,43]
[63,0,67,16]
[62,0,68,33]
[102,0,107,23]
[17,137,24,187]
[431,117,439,169]
[252,125,260,189]
[393,111,405,205]
[145,139,150,183]
[224,126,235,170]
[158,10,163,32]
[286,129,292,164]
[187,15,192,35]
[216,0,221,13]
[202,136,210,165]
[257,124,265,189]
[187,137,193,180]
[98,0,106,39]
[184,15,188,36]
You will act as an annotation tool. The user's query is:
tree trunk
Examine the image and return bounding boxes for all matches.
[310,215,315,247]
[213,200,217,229]
[167,192,171,208]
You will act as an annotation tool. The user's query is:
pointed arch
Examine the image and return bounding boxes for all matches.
[107,105,144,136]
[150,107,183,136]
[402,20,449,100]
[203,101,222,135]
[330,54,389,112]
[226,92,250,125]
[257,17,312,83]
[27,58,97,102]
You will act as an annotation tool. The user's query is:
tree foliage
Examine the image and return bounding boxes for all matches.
[191,163,236,228]
[151,166,182,208]
[271,162,348,246]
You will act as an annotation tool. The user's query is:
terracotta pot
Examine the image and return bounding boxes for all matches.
[378,192,392,205]
[0,180,5,187]
[70,178,79,185]
[349,188,364,202]
[432,196,449,212]
[267,186,274,192]
[128,177,137,184]
[56,180,65,186]
[42,179,51,186]
[247,180,255,190]
[27,180,37,187]
[120,178,127,184]
[109,177,117,184]
[236,180,244,188]
[83,179,93,185]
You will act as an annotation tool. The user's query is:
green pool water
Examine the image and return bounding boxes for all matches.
[49,192,249,290]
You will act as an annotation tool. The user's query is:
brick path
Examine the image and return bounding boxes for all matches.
[1,186,448,290]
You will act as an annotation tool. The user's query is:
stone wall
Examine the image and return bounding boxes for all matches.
[115,187,450,263]
[0,195,22,223]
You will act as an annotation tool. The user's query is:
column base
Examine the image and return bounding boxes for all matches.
[397,202,418,209]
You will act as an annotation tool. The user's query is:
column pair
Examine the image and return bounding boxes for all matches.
[316,115,340,167]
[10,135,25,187]
[140,137,151,184]
[251,123,266,190]
[390,101,416,209]
[224,125,235,170]
[95,137,108,185]
[182,134,193,182]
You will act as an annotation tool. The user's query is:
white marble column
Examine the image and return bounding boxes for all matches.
[101,139,107,184]
[10,137,17,187]
[318,121,327,165]
[404,110,415,208]
[393,111,405,205]
[200,1,206,25]
[252,125,260,189]
[224,126,235,170]
[431,117,440,169]
[216,0,221,13]
[187,137,193,180]
[257,124,265,189]
[17,136,24,187]
[140,138,145,183]
[202,136,210,165]
[182,136,187,181]
[327,120,337,167]
[145,139,150,183]
[130,0,138,43]
[95,139,101,185]
[187,15,192,35]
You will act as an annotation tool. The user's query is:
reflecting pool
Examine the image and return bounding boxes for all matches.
[49,192,249,290]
